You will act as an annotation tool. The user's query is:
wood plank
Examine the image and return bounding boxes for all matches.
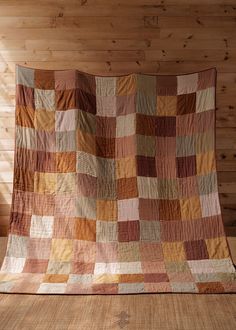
[0,194,12,204]
[218,171,236,182]
[23,38,222,51]
[158,16,236,28]
[0,216,9,226]
[1,16,236,29]
[0,183,13,194]
[25,38,236,51]
[160,27,236,39]
[0,40,25,51]
[0,160,14,171]
[218,172,236,196]
[1,0,235,5]
[0,50,145,62]
[0,128,14,139]
[216,109,236,127]
[0,16,151,30]
[219,182,236,193]
[0,151,14,161]
[0,205,11,216]
[221,205,236,226]
[0,28,162,40]
[0,5,200,18]
[220,193,236,205]
[2,49,236,63]
[216,150,236,170]
[0,4,236,17]
[0,49,236,62]
[151,38,236,50]
[0,171,13,182]
[145,49,236,62]
[155,61,236,74]
[1,61,236,74]
[25,39,152,51]
[216,128,236,149]
[0,225,8,236]
[1,27,236,40]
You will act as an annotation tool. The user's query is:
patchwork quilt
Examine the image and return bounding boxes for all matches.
[0,65,235,294]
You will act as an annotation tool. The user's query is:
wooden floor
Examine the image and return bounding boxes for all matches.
[0,237,235,330]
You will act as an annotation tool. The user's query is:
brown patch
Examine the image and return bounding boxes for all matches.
[36,151,56,172]
[177,92,196,115]
[159,199,181,221]
[14,168,34,192]
[24,259,49,273]
[56,152,76,173]
[76,88,96,114]
[16,105,35,128]
[177,156,196,178]
[137,156,157,177]
[136,113,156,136]
[77,173,97,198]
[117,177,138,199]
[139,198,159,221]
[35,69,55,89]
[155,116,176,137]
[197,282,225,293]
[96,116,116,138]
[184,240,209,260]
[56,89,76,110]
[96,136,115,158]
[144,273,169,283]
[156,75,177,95]
[16,85,34,109]
[43,274,69,283]
[116,136,136,158]
[118,221,140,242]
[10,212,31,236]
[74,218,96,241]
[72,262,95,274]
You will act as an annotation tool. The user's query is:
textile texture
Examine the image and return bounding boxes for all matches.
[0,65,235,294]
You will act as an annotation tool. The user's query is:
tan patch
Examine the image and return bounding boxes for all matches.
[35,110,55,131]
[205,237,230,259]
[157,95,177,116]
[180,196,202,220]
[196,151,216,175]
[117,75,137,95]
[97,200,117,221]
[116,157,136,179]
[162,242,186,261]
[34,172,56,194]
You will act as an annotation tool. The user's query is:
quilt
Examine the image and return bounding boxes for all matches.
[0,65,235,294]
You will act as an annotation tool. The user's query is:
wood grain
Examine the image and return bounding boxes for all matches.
[0,0,236,235]
[1,292,236,330]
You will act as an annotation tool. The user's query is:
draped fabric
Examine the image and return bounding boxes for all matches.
[0,65,235,294]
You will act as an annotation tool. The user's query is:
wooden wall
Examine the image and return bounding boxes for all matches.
[0,0,236,236]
